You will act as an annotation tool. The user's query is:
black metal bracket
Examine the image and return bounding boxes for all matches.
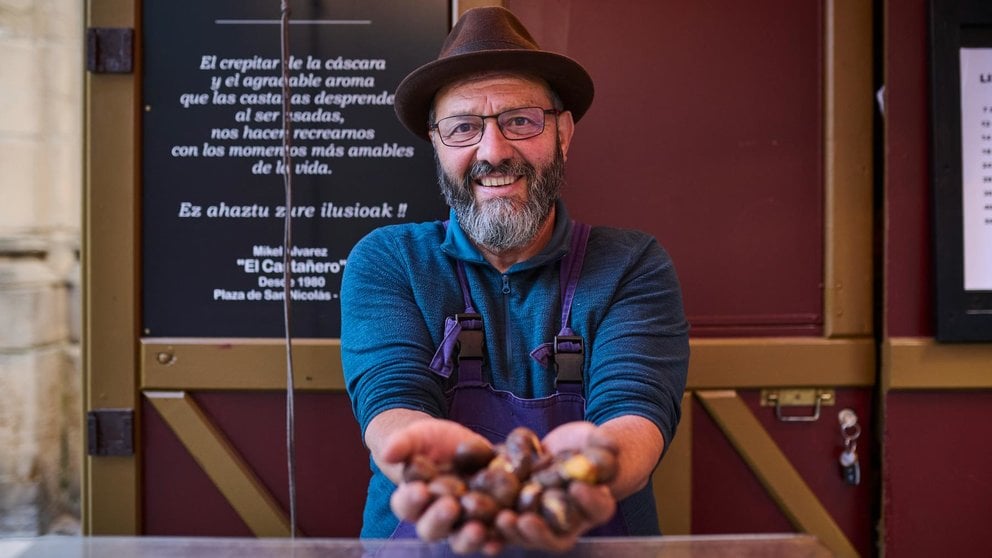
[87,408,134,456]
[86,27,134,73]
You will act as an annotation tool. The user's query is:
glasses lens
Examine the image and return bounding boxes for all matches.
[436,115,484,146]
[433,107,551,146]
[497,107,546,139]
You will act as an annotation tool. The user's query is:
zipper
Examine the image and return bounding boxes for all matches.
[502,274,511,365]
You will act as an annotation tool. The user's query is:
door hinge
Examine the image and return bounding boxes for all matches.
[86,27,134,74]
[87,408,134,456]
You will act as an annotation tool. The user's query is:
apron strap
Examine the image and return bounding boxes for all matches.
[528,221,591,389]
[553,222,590,388]
[429,221,484,381]
[559,221,591,334]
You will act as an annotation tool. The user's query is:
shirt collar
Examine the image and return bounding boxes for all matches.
[440,200,573,272]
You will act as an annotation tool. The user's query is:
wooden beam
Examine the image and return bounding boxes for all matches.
[884,338,992,390]
[83,0,140,536]
[823,0,874,338]
[697,390,858,558]
[652,392,692,535]
[141,337,875,391]
[145,391,291,537]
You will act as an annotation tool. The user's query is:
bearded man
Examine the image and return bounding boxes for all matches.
[341,7,689,555]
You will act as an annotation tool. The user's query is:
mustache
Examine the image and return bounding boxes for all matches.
[435,146,565,253]
[466,159,535,183]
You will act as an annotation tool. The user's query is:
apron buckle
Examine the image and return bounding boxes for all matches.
[553,335,583,385]
[455,313,484,360]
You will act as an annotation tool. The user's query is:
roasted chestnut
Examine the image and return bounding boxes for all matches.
[582,446,618,484]
[452,438,496,475]
[469,467,521,508]
[540,487,580,534]
[401,426,618,540]
[428,474,467,498]
[460,490,500,524]
[402,454,438,483]
[516,481,543,513]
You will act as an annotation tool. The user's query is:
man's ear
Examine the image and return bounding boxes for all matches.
[556,110,576,160]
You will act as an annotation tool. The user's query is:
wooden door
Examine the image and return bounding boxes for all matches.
[507,1,875,555]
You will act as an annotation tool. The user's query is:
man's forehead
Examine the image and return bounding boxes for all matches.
[434,72,554,106]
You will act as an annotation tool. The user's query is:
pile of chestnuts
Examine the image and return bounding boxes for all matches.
[401,426,618,535]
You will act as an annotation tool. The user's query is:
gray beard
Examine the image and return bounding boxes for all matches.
[436,143,565,253]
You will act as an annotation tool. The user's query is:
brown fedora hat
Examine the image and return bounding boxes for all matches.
[394,6,594,141]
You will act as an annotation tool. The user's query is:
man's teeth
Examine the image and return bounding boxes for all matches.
[479,175,517,187]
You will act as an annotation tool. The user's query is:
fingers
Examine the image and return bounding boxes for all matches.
[391,487,462,543]
[389,481,431,522]
[494,509,525,547]
[415,496,461,541]
[382,419,492,466]
[496,510,563,551]
[541,421,596,455]
[447,521,491,554]
[514,512,580,553]
[542,421,621,458]
[493,484,615,553]
[569,481,616,526]
[480,538,506,556]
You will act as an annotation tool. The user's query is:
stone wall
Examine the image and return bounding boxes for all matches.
[0,0,83,535]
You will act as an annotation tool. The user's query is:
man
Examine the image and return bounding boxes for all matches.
[341,6,689,554]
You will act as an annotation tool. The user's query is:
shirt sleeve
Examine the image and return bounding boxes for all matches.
[582,231,690,451]
[340,226,449,439]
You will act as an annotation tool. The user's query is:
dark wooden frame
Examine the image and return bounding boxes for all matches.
[930,0,992,341]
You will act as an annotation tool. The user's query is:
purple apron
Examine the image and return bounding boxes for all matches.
[391,223,629,539]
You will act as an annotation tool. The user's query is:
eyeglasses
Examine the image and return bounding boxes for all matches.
[430,107,561,147]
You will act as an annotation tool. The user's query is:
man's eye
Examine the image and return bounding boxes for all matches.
[505,116,536,128]
[450,122,478,135]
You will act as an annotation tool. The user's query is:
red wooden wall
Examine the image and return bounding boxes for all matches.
[143,392,369,537]
[885,0,933,340]
[511,1,877,556]
[883,1,992,556]
[509,0,824,337]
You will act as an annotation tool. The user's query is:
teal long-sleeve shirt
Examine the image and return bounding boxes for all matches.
[340,202,689,537]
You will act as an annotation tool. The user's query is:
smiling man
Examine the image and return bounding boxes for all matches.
[341,6,689,555]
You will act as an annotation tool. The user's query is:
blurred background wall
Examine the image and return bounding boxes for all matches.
[0,0,83,535]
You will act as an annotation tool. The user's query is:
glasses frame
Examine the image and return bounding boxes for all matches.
[429,106,561,147]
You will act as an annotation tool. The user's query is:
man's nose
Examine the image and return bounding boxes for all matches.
[474,118,515,165]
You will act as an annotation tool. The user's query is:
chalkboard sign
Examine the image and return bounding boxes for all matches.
[931,0,992,341]
[142,0,449,338]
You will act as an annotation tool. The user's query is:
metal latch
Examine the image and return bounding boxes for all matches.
[87,408,134,456]
[760,388,835,422]
[86,28,134,73]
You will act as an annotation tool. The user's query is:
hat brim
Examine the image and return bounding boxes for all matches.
[394,49,594,141]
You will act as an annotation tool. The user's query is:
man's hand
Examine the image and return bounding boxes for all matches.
[369,413,664,555]
[370,412,506,553]
[365,409,482,484]
[378,416,490,472]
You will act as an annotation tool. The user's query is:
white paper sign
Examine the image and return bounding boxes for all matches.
[959,48,992,291]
